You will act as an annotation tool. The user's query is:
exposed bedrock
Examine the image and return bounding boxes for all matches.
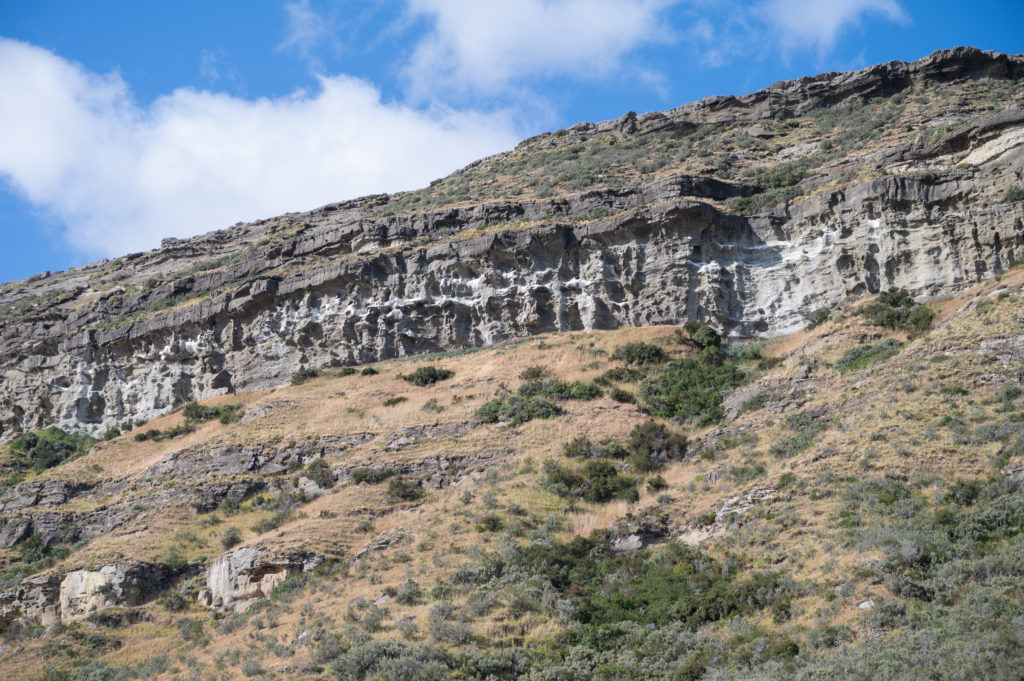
[2,165,1023,438]
[0,563,166,627]
[0,48,1022,437]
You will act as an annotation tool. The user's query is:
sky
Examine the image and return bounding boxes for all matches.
[0,1,1021,283]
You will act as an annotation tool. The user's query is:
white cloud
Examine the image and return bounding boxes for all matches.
[277,0,341,69]
[403,0,678,99]
[0,38,518,258]
[755,0,908,55]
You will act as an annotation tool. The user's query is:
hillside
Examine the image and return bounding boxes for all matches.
[0,46,1022,438]
[0,46,1023,681]
[0,264,1022,680]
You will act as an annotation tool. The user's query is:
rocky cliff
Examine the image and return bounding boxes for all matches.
[1,47,1023,438]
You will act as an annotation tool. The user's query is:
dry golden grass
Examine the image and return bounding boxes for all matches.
[2,270,1024,679]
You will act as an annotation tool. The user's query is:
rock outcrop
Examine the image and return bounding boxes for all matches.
[201,547,324,612]
[0,47,1022,438]
[0,563,165,626]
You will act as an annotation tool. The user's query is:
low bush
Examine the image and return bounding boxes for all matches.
[562,437,629,460]
[221,526,242,550]
[771,412,829,458]
[626,421,688,472]
[9,427,96,472]
[542,459,638,503]
[305,458,335,489]
[519,365,547,380]
[387,477,425,502]
[400,366,454,386]
[806,308,831,329]
[595,366,648,384]
[351,467,398,484]
[382,396,407,407]
[613,342,667,366]
[834,339,904,372]
[859,288,935,337]
[640,357,747,425]
[1004,184,1024,202]
[182,401,242,424]
[517,379,602,401]
[476,395,563,426]
[291,367,320,385]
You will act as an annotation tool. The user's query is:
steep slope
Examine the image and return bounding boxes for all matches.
[1,47,1023,437]
[0,264,1021,680]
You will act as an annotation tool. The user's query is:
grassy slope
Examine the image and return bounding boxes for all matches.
[1,266,1022,680]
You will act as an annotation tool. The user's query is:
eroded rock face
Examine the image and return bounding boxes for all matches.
[204,547,323,612]
[0,563,164,626]
[59,564,165,621]
[0,48,1022,437]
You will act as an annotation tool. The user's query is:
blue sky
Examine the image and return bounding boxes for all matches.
[0,0,1021,283]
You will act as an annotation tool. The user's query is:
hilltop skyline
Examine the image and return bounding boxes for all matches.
[1,0,1022,282]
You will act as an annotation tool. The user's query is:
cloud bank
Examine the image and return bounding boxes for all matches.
[0,38,518,258]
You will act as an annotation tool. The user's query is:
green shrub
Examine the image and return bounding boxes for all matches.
[476,395,563,426]
[221,526,242,550]
[360,366,379,376]
[387,477,425,502]
[613,342,668,366]
[252,510,295,534]
[305,458,335,489]
[806,308,831,329]
[562,437,629,459]
[182,401,242,424]
[400,366,454,386]
[834,339,904,372]
[626,421,687,472]
[352,467,398,484]
[519,365,547,380]
[770,412,828,458]
[9,427,97,472]
[596,366,648,384]
[1004,185,1024,202]
[291,367,320,385]
[542,460,638,503]
[609,387,636,403]
[476,513,505,532]
[647,475,669,491]
[383,396,408,407]
[859,288,935,337]
[639,357,747,425]
[517,379,602,400]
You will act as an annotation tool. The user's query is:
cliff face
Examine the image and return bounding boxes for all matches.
[1,47,1023,437]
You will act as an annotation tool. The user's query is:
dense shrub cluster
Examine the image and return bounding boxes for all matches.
[387,477,425,502]
[9,427,96,473]
[476,395,563,426]
[542,459,638,503]
[612,342,667,366]
[859,288,935,336]
[640,356,746,425]
[517,379,602,401]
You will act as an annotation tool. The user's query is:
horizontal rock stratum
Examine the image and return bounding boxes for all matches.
[1,46,1023,437]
